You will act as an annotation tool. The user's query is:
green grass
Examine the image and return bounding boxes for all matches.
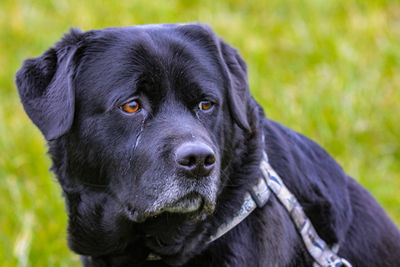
[1,0,399,265]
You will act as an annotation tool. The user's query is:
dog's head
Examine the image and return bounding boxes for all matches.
[16,24,259,259]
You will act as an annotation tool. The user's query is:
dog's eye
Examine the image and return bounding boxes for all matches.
[121,100,140,114]
[199,100,214,112]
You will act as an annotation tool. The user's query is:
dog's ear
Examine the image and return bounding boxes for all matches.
[218,40,251,133]
[16,29,82,141]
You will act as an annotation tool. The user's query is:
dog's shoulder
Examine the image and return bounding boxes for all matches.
[262,118,353,245]
[262,118,400,265]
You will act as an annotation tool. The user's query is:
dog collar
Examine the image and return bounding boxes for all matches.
[208,154,271,242]
[147,151,352,267]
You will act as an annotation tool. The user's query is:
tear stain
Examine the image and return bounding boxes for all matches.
[133,119,146,152]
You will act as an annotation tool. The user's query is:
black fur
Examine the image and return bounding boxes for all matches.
[16,23,400,267]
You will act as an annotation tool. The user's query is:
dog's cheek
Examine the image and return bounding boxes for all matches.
[77,111,142,148]
[66,191,134,255]
[67,111,145,183]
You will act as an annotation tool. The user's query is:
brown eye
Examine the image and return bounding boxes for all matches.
[121,100,140,114]
[199,100,214,111]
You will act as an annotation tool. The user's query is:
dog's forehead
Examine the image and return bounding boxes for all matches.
[74,25,224,106]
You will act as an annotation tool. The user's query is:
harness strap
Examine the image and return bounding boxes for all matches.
[260,152,352,267]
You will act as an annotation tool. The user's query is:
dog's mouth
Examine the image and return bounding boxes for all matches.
[127,192,215,223]
[148,192,213,220]
[163,193,203,213]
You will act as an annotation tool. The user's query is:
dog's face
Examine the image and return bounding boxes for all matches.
[70,26,227,222]
[16,24,252,258]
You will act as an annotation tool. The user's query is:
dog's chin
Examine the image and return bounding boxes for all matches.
[133,193,215,223]
[164,193,203,212]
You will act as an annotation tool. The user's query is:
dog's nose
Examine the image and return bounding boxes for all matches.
[175,142,216,177]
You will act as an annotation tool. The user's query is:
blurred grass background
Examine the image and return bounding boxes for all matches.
[0,0,399,266]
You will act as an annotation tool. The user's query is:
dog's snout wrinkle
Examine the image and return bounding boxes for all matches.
[175,142,216,178]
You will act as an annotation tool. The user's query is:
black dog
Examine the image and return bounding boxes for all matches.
[16,23,400,267]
